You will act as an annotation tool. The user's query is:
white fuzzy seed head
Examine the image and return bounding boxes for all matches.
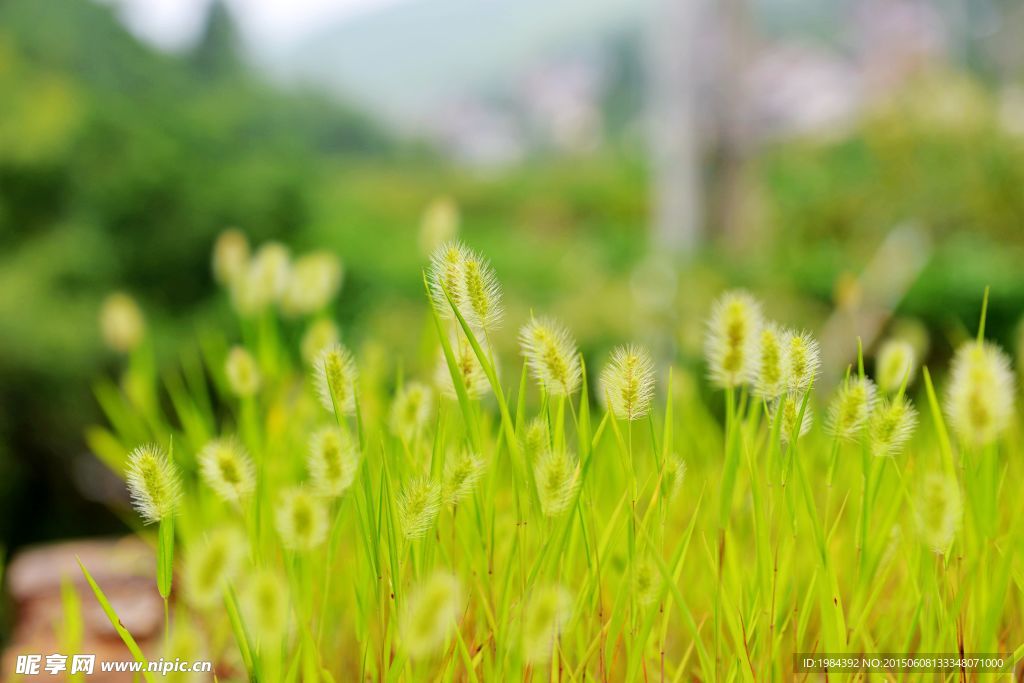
[398,478,442,540]
[827,376,878,441]
[126,444,182,524]
[243,569,289,642]
[916,472,962,553]
[534,449,580,517]
[184,526,246,608]
[275,487,328,551]
[460,250,503,332]
[522,584,573,664]
[224,346,261,398]
[600,344,655,421]
[442,451,486,505]
[231,242,291,315]
[198,438,255,505]
[784,331,821,393]
[774,393,813,444]
[876,339,917,393]
[945,341,1015,446]
[427,241,470,320]
[435,334,491,400]
[307,426,360,498]
[100,292,146,354]
[754,323,788,399]
[660,455,687,503]
[402,572,462,658]
[280,251,343,317]
[212,228,250,286]
[314,343,358,415]
[389,382,434,441]
[869,395,918,457]
[300,318,341,366]
[519,317,582,397]
[705,290,763,389]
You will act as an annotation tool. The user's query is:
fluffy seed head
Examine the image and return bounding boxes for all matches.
[419,197,459,256]
[945,341,1015,446]
[522,585,573,664]
[869,395,918,457]
[314,343,358,415]
[389,382,434,440]
[660,455,687,503]
[231,242,291,315]
[100,292,146,354]
[916,472,962,553]
[275,487,328,551]
[633,558,661,606]
[212,228,250,286]
[307,427,360,498]
[427,241,470,320]
[460,250,503,331]
[300,318,340,366]
[525,417,551,457]
[442,451,486,505]
[198,438,255,505]
[184,526,246,608]
[435,334,491,400]
[600,344,655,421]
[754,323,787,399]
[402,572,462,658]
[534,449,579,517]
[774,394,813,444]
[785,331,821,393]
[827,376,878,440]
[126,444,181,524]
[705,290,763,388]
[224,346,261,397]
[876,339,917,393]
[280,251,343,317]
[519,317,582,396]
[398,478,442,540]
[243,569,289,642]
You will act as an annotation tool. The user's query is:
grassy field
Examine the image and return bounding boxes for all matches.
[80,230,1023,682]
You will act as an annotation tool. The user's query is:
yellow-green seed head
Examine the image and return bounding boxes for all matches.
[876,339,917,393]
[522,584,573,664]
[442,451,486,505]
[300,318,341,366]
[435,333,491,400]
[389,382,434,441]
[784,331,821,393]
[184,526,246,608]
[280,251,343,317]
[211,228,250,286]
[314,343,358,415]
[774,393,813,444]
[275,487,328,551]
[398,478,442,540]
[916,472,962,553]
[705,290,763,389]
[525,417,551,458]
[600,344,655,421]
[534,449,579,517]
[519,316,582,397]
[126,444,182,524]
[307,426,360,498]
[224,346,261,398]
[460,251,503,332]
[869,395,918,457]
[100,292,146,354]
[243,568,289,642]
[198,438,255,505]
[633,558,660,606]
[945,341,1015,446]
[418,197,459,256]
[827,376,877,441]
[754,323,787,399]
[427,241,470,319]
[401,571,462,658]
[230,242,291,315]
[660,455,687,503]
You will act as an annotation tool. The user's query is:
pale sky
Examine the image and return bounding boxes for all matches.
[103,0,398,52]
